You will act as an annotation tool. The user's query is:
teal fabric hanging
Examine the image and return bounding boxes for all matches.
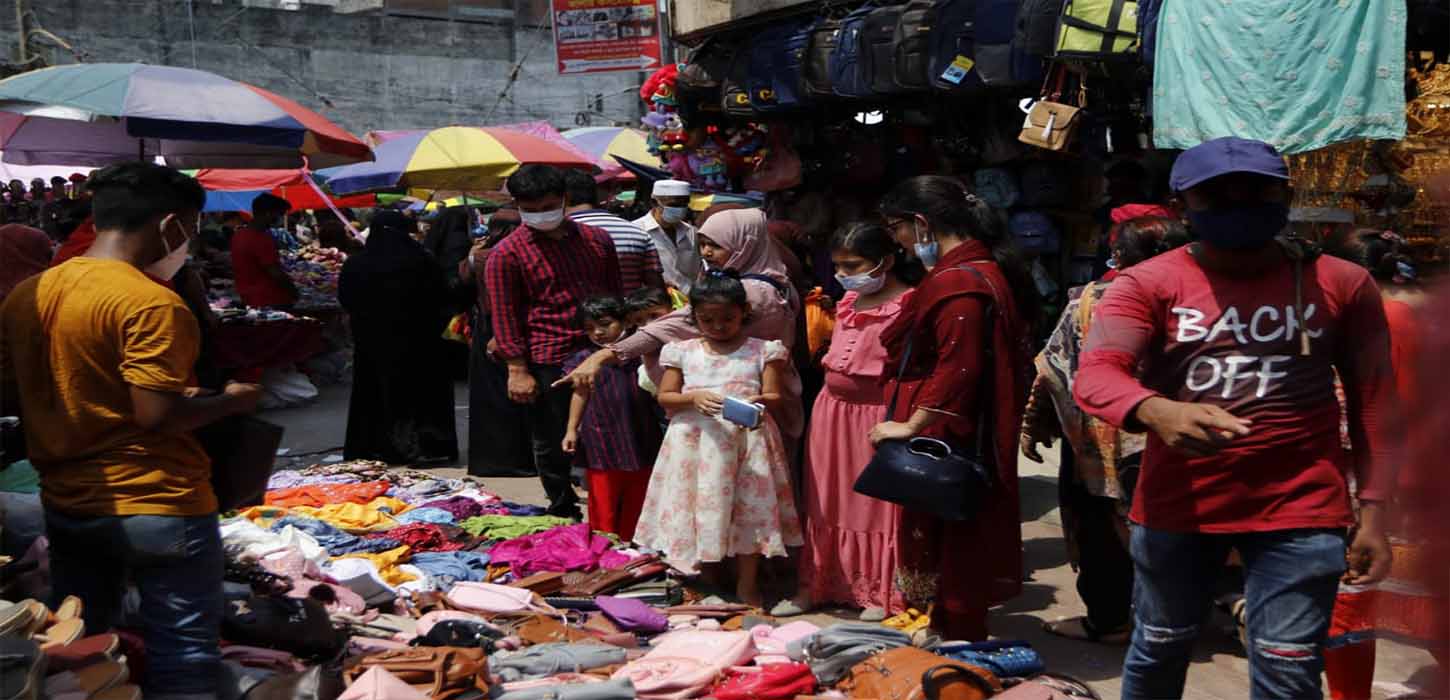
[1152,0,1406,154]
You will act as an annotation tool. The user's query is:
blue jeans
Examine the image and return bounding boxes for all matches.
[46,510,224,696]
[1121,525,1346,700]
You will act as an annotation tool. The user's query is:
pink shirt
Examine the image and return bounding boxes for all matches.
[822,290,912,401]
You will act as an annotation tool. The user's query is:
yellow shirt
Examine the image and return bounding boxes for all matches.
[0,258,214,516]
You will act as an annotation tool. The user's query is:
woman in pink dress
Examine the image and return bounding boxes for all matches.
[772,223,921,619]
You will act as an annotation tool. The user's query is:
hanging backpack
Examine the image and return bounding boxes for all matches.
[973,0,1042,86]
[1015,0,1063,58]
[1055,0,1138,61]
[779,19,818,108]
[928,0,979,91]
[804,14,846,98]
[677,38,738,123]
[721,45,756,117]
[973,168,1021,209]
[828,3,877,99]
[862,3,910,95]
[747,25,794,113]
[892,0,937,91]
[1018,161,1071,208]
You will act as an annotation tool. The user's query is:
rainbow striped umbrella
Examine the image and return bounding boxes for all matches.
[561,127,656,179]
[320,126,595,195]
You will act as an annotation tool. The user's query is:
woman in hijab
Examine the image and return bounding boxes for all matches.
[559,208,806,441]
[338,210,459,465]
[0,224,52,301]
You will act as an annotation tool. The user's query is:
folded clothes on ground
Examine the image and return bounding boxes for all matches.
[490,642,629,682]
[457,515,573,541]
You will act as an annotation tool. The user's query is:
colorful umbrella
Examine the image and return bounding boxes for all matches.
[320,126,595,195]
[562,127,656,179]
[193,168,375,212]
[0,63,372,169]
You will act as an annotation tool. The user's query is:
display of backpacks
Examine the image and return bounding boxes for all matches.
[676,38,737,122]
[862,3,910,95]
[721,46,756,117]
[892,0,936,91]
[1018,160,1072,208]
[931,0,1042,91]
[928,0,978,91]
[973,168,1021,209]
[828,3,877,98]
[804,13,846,98]
[1055,0,1139,60]
[747,23,796,113]
[1015,0,1064,58]
[779,19,818,108]
[1008,211,1063,255]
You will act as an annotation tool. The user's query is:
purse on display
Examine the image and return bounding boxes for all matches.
[198,415,284,511]
[839,647,1002,700]
[1018,66,1083,152]
[344,647,488,700]
[853,264,998,522]
[994,673,1101,699]
[559,555,665,597]
[937,640,1046,678]
[712,663,816,700]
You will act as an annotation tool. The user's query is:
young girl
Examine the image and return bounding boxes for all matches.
[773,222,920,620]
[633,271,803,606]
[561,296,655,540]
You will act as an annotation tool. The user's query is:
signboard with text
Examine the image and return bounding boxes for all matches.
[553,0,663,75]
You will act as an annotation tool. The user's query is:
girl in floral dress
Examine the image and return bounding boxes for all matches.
[633,271,803,606]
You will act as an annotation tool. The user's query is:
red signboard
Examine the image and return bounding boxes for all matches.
[553,0,663,75]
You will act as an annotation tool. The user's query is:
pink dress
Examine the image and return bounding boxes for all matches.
[634,337,803,573]
[799,290,911,611]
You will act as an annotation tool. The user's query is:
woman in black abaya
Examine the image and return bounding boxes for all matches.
[339,211,459,464]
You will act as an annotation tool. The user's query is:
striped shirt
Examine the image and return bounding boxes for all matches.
[484,220,621,366]
[569,209,663,295]
[562,349,649,471]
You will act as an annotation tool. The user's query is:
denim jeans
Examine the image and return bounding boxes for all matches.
[1121,525,1346,700]
[46,510,224,697]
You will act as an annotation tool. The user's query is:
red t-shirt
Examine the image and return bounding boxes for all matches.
[1074,247,1398,533]
[230,225,294,308]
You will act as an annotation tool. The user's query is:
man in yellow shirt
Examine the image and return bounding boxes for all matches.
[0,162,261,700]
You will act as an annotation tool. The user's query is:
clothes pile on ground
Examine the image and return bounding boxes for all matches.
[283,245,345,311]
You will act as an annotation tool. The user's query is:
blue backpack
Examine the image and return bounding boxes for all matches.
[748,18,815,112]
[1009,211,1062,255]
[931,0,1042,91]
[829,3,877,99]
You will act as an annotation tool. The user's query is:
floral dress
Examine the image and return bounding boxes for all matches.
[633,337,803,573]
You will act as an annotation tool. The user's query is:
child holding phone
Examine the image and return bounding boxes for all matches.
[634,271,802,606]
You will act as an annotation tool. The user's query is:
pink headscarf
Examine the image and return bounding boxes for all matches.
[697,209,792,286]
[0,224,52,300]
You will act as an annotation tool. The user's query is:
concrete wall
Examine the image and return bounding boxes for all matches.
[1,0,644,136]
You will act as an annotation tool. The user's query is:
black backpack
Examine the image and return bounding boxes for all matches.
[780,19,817,108]
[803,14,845,98]
[862,3,909,95]
[721,45,755,117]
[749,19,815,112]
[828,3,877,98]
[676,38,737,122]
[1015,0,1062,58]
[892,0,937,91]
[929,0,979,91]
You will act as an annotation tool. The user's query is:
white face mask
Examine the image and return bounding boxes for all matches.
[520,208,565,231]
[659,205,687,224]
[835,260,887,295]
[146,218,191,281]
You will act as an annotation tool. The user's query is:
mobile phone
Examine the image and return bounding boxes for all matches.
[721,396,764,429]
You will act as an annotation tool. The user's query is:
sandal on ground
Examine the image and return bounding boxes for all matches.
[1042,616,1132,645]
[858,607,887,622]
[43,659,129,698]
[769,598,812,618]
[34,618,85,651]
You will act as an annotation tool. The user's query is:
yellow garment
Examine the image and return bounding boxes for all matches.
[239,506,291,528]
[0,259,212,516]
[290,498,409,533]
[337,546,416,585]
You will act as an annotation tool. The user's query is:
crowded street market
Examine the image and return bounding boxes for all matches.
[1,1,1448,699]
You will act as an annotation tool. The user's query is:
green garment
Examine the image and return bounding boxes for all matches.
[457,515,573,540]
[0,460,40,494]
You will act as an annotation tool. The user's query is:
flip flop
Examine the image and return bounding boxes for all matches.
[42,659,129,698]
[46,634,120,673]
[35,618,86,652]
[52,596,82,623]
[1042,615,1132,645]
[768,599,811,617]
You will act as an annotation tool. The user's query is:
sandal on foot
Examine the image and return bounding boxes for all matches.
[1042,616,1131,645]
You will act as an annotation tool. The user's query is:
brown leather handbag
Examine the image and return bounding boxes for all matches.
[344,647,488,700]
[559,555,665,597]
[839,647,1001,700]
[1018,66,1083,153]
[511,571,567,596]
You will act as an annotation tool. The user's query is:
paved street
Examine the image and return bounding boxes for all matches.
[262,382,1439,699]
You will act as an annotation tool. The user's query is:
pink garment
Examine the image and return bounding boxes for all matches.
[338,666,428,700]
[611,630,755,700]
[633,339,802,574]
[750,621,819,665]
[488,523,626,578]
[500,675,605,692]
[700,210,792,288]
[799,291,908,612]
[446,581,543,613]
[261,549,368,615]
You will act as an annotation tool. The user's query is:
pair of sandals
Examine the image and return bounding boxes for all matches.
[0,598,139,700]
[0,597,84,651]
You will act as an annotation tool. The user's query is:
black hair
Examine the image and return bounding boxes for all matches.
[42,198,92,242]
[624,286,673,315]
[575,295,627,328]
[86,162,206,232]
[250,192,290,216]
[50,176,66,186]
[1111,216,1192,269]
[506,164,566,202]
[879,175,1040,323]
[688,269,749,313]
[1322,228,1414,283]
[562,168,599,208]
[831,221,925,286]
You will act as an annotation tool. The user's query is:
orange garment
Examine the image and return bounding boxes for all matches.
[0,258,211,516]
[264,481,392,508]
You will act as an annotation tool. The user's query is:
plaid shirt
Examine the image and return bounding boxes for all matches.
[484,220,621,366]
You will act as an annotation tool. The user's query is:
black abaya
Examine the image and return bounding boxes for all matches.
[339,213,459,464]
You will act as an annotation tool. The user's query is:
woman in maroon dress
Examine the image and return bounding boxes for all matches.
[869,176,1038,640]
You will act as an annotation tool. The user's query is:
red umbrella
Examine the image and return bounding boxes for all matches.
[194,168,375,212]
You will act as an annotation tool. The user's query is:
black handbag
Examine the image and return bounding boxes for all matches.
[853,264,998,521]
[197,415,284,511]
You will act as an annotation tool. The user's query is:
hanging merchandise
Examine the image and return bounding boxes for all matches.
[862,3,913,95]
[748,20,815,113]
[1019,67,1084,152]
[1015,0,1064,59]
[804,12,848,98]
[1137,0,1164,65]
[1054,0,1139,61]
[892,0,937,91]
[1152,0,1407,153]
[932,0,1045,91]
[722,47,757,117]
[745,125,803,192]
[1018,160,1073,208]
[1009,211,1064,255]
[974,168,1022,209]
[829,3,878,99]
[676,38,737,124]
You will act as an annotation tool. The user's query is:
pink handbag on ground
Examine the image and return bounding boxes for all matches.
[611,630,755,700]
[750,621,820,665]
[447,582,549,614]
[993,674,1100,699]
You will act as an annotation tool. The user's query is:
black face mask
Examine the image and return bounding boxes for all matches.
[1187,203,1290,250]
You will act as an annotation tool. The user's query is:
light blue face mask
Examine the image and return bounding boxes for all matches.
[659,205,687,224]
[912,221,939,268]
[835,261,886,294]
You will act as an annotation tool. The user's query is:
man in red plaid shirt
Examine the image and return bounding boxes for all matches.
[484,165,621,518]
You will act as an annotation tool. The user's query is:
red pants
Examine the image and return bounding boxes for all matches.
[1325,588,1377,700]
[586,469,651,541]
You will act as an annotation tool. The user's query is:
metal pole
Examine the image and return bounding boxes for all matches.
[14,0,27,65]
[186,0,199,68]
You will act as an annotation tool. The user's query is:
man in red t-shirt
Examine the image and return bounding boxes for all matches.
[229,193,297,309]
[1074,138,1398,700]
